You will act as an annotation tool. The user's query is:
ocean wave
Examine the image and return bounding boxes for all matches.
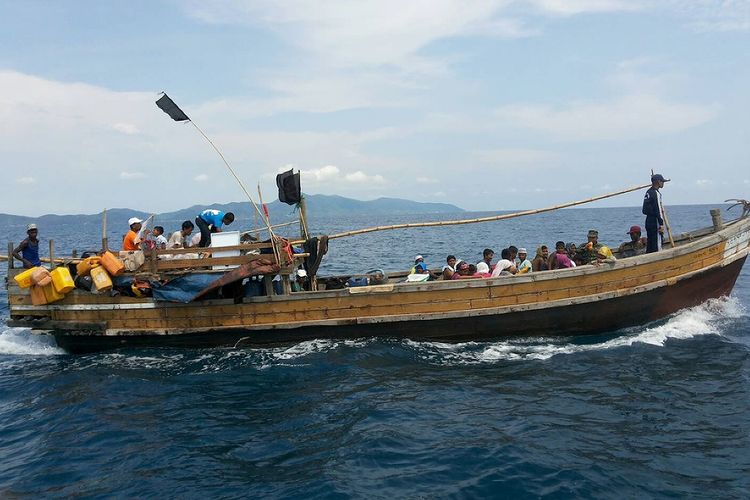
[0,327,65,356]
[405,296,746,365]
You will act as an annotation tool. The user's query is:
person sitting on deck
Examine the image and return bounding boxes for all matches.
[152,226,168,250]
[195,209,235,248]
[549,241,576,269]
[490,248,518,277]
[123,217,145,251]
[475,262,492,277]
[577,229,605,265]
[479,248,494,271]
[618,225,647,258]
[442,255,457,280]
[532,246,550,271]
[566,243,580,265]
[595,245,616,263]
[508,246,518,264]
[168,220,195,249]
[516,248,532,274]
[410,255,425,274]
[12,223,42,269]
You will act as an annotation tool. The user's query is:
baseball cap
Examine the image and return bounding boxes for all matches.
[518,247,527,254]
[587,229,598,238]
[415,255,423,262]
[296,269,307,278]
[628,225,642,234]
[651,173,670,183]
[26,223,37,231]
[128,217,143,226]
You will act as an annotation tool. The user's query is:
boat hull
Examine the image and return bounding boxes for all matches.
[50,254,746,354]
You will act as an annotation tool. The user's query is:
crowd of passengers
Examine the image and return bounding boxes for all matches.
[407,225,648,281]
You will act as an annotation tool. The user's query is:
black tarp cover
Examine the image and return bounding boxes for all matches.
[276,169,302,205]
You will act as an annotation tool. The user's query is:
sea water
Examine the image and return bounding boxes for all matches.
[1,205,749,498]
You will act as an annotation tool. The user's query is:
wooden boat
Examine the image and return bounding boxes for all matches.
[4,202,749,353]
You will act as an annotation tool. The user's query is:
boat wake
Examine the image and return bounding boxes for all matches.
[405,296,747,365]
[0,327,65,356]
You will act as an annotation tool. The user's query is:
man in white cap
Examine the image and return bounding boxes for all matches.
[12,223,42,269]
[517,248,532,274]
[410,255,426,274]
[123,217,144,251]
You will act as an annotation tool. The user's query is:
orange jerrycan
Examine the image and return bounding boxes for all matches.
[76,256,101,276]
[101,251,125,276]
[30,285,48,305]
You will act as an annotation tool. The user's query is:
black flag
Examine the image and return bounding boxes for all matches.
[156,93,190,122]
[276,169,302,205]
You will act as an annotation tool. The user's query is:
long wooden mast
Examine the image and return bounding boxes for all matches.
[320,183,652,242]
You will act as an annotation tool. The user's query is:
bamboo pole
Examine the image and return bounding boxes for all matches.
[659,193,675,248]
[257,184,281,265]
[299,195,310,241]
[0,254,66,264]
[320,183,652,242]
[102,208,108,252]
[7,242,13,270]
[49,239,55,268]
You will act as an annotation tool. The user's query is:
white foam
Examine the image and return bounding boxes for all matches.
[0,327,64,356]
[407,296,746,364]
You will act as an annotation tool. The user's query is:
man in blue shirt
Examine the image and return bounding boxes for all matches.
[195,209,235,247]
[642,174,668,253]
[12,223,42,269]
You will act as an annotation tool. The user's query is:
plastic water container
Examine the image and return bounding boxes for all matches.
[76,256,101,277]
[31,267,52,287]
[30,285,48,305]
[42,283,65,303]
[101,251,125,276]
[50,267,75,294]
[13,267,40,288]
[90,266,113,292]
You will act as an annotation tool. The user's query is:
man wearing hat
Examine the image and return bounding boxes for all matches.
[123,217,144,251]
[643,174,668,253]
[578,229,604,265]
[618,225,647,258]
[12,223,42,269]
[410,255,427,274]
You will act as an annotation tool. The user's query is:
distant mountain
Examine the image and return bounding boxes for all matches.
[0,194,464,229]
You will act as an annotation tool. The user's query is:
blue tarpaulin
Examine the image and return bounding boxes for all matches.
[151,273,225,303]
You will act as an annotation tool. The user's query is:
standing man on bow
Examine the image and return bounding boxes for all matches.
[642,173,669,253]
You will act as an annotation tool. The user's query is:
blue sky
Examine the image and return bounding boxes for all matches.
[1,0,749,216]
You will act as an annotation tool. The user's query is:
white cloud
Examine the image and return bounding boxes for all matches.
[527,0,640,16]
[120,171,147,180]
[663,0,750,32]
[112,122,140,135]
[416,176,439,184]
[345,171,385,184]
[16,176,35,184]
[474,148,558,166]
[297,165,386,186]
[695,179,711,186]
[194,174,209,182]
[495,94,718,141]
